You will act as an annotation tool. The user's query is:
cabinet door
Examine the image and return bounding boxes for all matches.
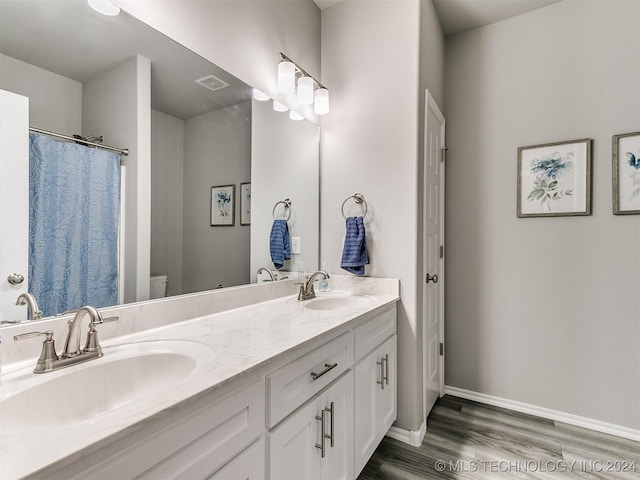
[354,347,381,475]
[376,335,397,438]
[268,398,322,480]
[354,334,398,477]
[208,437,265,479]
[320,371,353,480]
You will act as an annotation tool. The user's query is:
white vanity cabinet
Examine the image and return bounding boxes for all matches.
[353,310,397,477]
[20,300,398,480]
[268,371,353,480]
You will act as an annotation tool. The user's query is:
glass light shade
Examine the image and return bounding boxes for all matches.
[253,89,270,101]
[277,61,295,93]
[297,76,314,106]
[87,0,120,15]
[289,110,303,121]
[314,88,329,115]
[273,100,288,112]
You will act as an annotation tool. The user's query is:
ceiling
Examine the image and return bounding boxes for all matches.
[313,0,563,37]
[0,0,251,120]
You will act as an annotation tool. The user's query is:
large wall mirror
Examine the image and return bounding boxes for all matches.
[0,0,319,323]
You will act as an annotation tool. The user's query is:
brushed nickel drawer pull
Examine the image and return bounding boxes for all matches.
[311,362,337,380]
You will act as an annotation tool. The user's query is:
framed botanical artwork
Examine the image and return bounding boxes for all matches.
[211,185,235,226]
[240,182,251,225]
[517,138,592,218]
[612,131,640,215]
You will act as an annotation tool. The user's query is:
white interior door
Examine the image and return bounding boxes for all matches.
[423,90,445,418]
[0,89,29,320]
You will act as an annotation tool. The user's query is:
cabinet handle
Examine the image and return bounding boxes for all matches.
[326,401,335,448]
[315,409,326,458]
[384,353,389,386]
[377,357,385,390]
[311,362,337,380]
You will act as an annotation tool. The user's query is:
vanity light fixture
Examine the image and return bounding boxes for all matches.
[273,100,288,112]
[289,110,304,121]
[253,89,270,101]
[277,53,329,115]
[87,0,120,16]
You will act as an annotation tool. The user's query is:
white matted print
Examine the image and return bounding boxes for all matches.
[211,185,235,226]
[517,138,592,217]
[613,131,640,215]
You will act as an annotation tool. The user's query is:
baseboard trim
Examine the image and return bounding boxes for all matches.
[445,385,640,442]
[386,420,427,447]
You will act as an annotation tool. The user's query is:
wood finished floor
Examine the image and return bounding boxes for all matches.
[358,395,640,480]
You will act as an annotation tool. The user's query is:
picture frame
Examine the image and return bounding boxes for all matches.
[240,182,251,225]
[517,138,592,218]
[211,185,235,226]
[612,131,640,215]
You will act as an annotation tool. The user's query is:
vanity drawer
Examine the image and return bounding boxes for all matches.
[354,306,396,362]
[266,331,354,427]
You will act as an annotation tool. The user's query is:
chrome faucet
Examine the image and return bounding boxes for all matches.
[15,293,42,321]
[298,271,330,301]
[257,267,276,282]
[14,306,118,373]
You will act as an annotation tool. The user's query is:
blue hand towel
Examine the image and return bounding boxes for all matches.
[270,219,291,270]
[341,216,369,275]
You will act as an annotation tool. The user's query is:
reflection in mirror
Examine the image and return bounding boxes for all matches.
[250,99,320,280]
[0,0,319,324]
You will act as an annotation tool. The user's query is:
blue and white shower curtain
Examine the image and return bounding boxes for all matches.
[29,133,121,317]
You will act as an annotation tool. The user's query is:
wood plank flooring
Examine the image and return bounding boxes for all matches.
[358,395,640,480]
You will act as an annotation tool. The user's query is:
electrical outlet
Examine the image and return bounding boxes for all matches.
[291,237,301,254]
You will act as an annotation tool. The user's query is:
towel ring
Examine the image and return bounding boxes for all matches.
[341,193,368,219]
[273,198,292,221]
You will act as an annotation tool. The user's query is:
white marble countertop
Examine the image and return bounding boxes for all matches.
[0,287,398,479]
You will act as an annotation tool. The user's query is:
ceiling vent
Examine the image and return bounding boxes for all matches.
[195,74,230,92]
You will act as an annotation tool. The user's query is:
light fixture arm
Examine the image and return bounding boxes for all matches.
[279,52,326,90]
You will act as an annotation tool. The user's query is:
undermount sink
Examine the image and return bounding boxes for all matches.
[304,293,374,311]
[0,340,214,435]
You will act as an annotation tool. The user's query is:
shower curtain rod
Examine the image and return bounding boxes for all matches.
[29,127,129,156]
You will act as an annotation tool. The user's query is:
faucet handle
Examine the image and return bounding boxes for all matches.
[82,316,118,354]
[14,330,54,342]
[14,330,59,373]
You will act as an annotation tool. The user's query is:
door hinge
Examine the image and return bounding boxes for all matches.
[439,342,444,356]
[439,245,444,259]
[441,145,448,162]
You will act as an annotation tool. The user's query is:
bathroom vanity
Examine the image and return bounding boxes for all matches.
[0,276,398,479]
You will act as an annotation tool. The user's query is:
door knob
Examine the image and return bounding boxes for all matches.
[7,273,25,285]
[425,273,438,284]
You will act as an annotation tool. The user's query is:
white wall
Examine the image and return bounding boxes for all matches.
[321,0,445,432]
[83,55,152,304]
[0,54,82,134]
[116,0,321,122]
[445,0,640,429]
[251,99,320,278]
[182,101,252,292]
[151,109,184,296]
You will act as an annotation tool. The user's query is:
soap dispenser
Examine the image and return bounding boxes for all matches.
[318,262,330,292]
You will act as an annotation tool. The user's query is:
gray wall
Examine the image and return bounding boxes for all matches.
[0,53,82,134]
[444,0,640,429]
[83,55,152,304]
[183,101,251,293]
[321,0,445,432]
[151,109,184,296]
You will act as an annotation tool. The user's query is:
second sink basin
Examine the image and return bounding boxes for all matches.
[304,293,375,311]
[0,340,214,435]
